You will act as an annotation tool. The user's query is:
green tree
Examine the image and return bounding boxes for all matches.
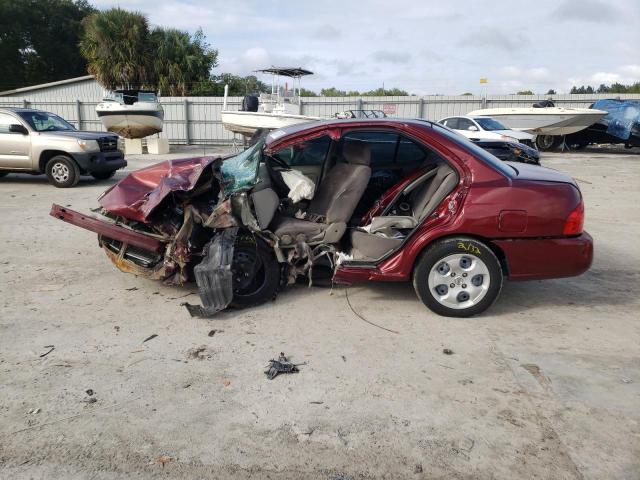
[362,87,409,96]
[80,8,153,90]
[461,92,473,96]
[189,74,269,97]
[320,87,348,96]
[516,90,534,95]
[80,8,218,95]
[299,88,317,97]
[546,89,556,94]
[0,0,95,90]
[571,82,640,94]
[151,27,217,96]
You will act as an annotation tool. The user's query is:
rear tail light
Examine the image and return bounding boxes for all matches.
[563,201,584,235]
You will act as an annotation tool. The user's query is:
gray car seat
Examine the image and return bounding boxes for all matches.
[269,141,372,245]
[350,163,458,261]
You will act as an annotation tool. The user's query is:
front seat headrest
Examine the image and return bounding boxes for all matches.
[343,140,371,166]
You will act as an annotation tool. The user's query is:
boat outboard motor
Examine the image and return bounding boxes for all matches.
[242,95,259,112]
[533,100,555,108]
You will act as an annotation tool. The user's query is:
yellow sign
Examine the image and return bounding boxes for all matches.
[479,78,488,84]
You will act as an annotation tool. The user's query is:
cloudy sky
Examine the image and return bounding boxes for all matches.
[92,0,639,95]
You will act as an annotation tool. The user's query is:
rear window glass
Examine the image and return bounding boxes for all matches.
[396,137,428,165]
[431,123,515,177]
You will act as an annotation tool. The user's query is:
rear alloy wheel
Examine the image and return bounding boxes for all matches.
[91,170,117,180]
[413,238,503,317]
[45,155,80,188]
[229,234,280,308]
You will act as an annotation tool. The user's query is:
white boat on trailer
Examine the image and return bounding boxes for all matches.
[221,67,320,137]
[467,101,607,136]
[96,90,164,139]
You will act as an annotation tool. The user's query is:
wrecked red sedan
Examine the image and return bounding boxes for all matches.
[51,119,593,317]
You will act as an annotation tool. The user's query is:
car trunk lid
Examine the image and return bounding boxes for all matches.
[506,162,578,188]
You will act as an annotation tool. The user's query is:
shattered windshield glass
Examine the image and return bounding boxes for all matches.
[220,140,264,192]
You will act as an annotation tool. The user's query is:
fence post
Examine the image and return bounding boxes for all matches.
[75,100,82,129]
[481,96,487,110]
[418,97,424,118]
[356,98,363,117]
[299,99,304,115]
[183,99,190,145]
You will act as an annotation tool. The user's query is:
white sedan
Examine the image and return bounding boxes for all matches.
[437,115,535,147]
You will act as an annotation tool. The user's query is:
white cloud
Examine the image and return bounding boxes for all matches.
[83,0,639,95]
[553,0,623,23]
[619,65,640,78]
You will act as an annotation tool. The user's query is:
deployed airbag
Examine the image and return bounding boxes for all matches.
[281,169,316,203]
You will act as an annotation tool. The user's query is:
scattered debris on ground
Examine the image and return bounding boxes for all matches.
[39,345,54,358]
[86,389,94,396]
[442,348,454,355]
[186,345,213,360]
[156,455,173,468]
[265,352,302,380]
[142,334,158,343]
[345,288,399,334]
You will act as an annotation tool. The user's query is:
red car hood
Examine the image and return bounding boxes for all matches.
[99,156,219,223]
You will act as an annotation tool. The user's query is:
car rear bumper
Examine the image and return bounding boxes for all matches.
[493,232,593,281]
[71,151,127,173]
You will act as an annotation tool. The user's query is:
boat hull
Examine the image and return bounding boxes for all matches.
[96,102,164,139]
[221,111,320,136]
[467,108,607,135]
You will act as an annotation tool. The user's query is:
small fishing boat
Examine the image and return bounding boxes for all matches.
[221,67,320,136]
[96,90,164,139]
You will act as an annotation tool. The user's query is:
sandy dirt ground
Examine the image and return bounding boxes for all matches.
[1,147,639,479]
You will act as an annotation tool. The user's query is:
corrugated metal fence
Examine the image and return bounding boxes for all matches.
[1,94,638,145]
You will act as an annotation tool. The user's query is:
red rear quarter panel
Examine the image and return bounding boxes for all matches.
[333,121,592,284]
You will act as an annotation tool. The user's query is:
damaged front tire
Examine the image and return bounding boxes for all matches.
[230,233,280,308]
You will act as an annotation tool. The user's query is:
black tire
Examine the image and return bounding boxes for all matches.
[45,155,80,188]
[91,170,117,180]
[412,237,503,317]
[535,135,560,151]
[0,171,9,178]
[229,234,280,308]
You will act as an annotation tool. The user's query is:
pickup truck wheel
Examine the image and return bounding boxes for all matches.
[229,234,280,308]
[91,170,117,180]
[413,237,503,318]
[46,155,80,188]
[0,171,9,177]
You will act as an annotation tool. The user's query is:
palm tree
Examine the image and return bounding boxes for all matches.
[79,8,152,90]
[151,28,217,96]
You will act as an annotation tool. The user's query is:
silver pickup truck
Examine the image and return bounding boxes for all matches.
[0,107,126,187]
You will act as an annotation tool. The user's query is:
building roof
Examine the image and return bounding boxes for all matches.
[0,75,94,96]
